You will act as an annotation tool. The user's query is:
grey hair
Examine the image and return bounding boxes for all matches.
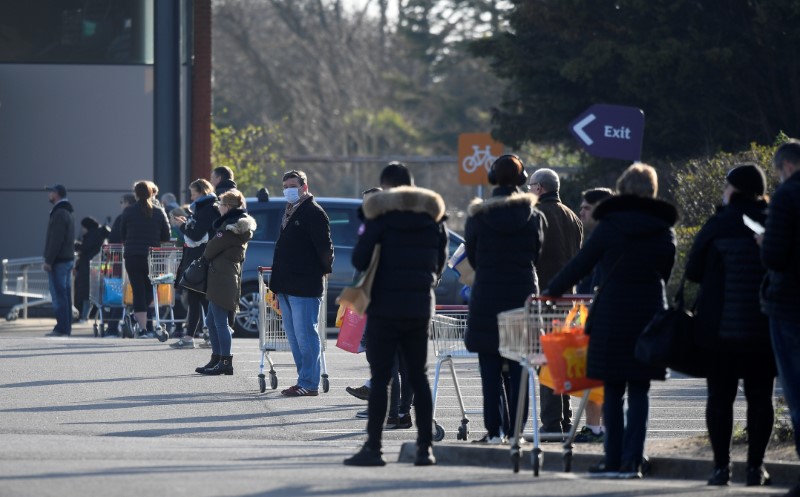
[530,168,560,193]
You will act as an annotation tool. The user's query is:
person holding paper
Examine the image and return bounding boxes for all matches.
[685,163,775,487]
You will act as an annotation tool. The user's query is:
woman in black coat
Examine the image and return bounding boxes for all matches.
[74,217,110,321]
[685,164,775,487]
[170,178,220,348]
[544,164,677,478]
[464,155,544,444]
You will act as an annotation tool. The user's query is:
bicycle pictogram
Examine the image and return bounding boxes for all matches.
[462,145,497,174]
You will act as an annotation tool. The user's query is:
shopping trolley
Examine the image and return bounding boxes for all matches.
[1,256,74,320]
[89,244,126,336]
[146,246,183,342]
[497,295,593,476]
[256,266,329,393]
[430,305,481,442]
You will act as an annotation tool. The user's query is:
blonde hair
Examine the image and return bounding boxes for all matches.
[190,178,213,196]
[219,189,245,209]
[616,163,658,198]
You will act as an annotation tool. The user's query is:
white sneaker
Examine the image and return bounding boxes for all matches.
[472,435,506,445]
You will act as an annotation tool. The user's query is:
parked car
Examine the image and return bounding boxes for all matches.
[234,195,466,336]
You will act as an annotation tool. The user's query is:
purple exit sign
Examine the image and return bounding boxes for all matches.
[570,104,645,161]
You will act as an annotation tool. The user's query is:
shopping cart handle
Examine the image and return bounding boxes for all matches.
[528,294,593,303]
[434,305,469,311]
[258,266,272,272]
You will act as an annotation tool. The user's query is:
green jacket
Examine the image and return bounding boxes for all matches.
[204,210,256,312]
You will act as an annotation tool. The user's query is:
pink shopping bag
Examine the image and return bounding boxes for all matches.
[336,308,367,354]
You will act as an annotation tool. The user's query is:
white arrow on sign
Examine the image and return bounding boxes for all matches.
[572,113,596,146]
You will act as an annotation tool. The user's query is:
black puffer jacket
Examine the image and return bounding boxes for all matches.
[761,171,800,321]
[120,202,171,257]
[685,195,769,345]
[464,187,544,354]
[352,186,448,319]
[178,195,220,279]
[44,201,76,265]
[545,195,677,382]
[270,196,334,298]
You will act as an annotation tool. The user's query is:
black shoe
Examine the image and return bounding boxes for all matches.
[708,464,731,486]
[343,444,386,466]
[196,354,220,374]
[200,355,233,375]
[386,414,413,429]
[44,331,69,337]
[414,446,436,466]
[587,462,620,478]
[346,385,371,401]
[746,465,771,486]
[619,461,643,479]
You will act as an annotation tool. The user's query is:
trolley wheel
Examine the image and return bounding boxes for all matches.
[120,322,133,339]
[533,448,543,477]
[201,327,209,341]
[269,372,278,390]
[6,311,17,321]
[322,376,330,393]
[258,374,266,393]
[563,449,573,473]
[433,423,445,442]
[156,327,169,343]
[93,323,99,337]
[457,423,469,441]
[511,449,520,473]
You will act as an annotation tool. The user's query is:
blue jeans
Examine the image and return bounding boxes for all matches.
[770,317,800,459]
[603,379,650,469]
[48,260,74,335]
[278,293,321,390]
[207,301,233,356]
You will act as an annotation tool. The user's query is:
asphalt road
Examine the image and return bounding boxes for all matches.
[0,319,788,497]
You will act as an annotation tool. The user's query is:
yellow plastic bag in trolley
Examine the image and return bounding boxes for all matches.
[539,365,604,404]
[264,288,281,316]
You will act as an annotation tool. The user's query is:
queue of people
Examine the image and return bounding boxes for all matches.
[40,146,800,495]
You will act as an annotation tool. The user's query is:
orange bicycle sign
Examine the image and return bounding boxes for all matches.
[458,133,504,185]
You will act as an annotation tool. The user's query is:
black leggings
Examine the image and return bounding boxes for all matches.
[706,372,775,468]
[185,291,208,337]
[124,255,152,313]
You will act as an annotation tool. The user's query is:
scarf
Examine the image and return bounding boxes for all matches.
[281,192,311,229]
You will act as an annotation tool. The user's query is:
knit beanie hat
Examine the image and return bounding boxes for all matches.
[726,164,766,197]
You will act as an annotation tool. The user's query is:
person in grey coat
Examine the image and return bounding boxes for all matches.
[543,163,678,479]
[43,184,76,337]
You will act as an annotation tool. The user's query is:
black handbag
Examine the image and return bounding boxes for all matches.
[179,256,209,294]
[635,276,708,377]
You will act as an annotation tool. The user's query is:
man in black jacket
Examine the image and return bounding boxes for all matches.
[211,166,238,197]
[761,141,800,497]
[270,170,334,397]
[43,184,76,337]
[344,163,448,467]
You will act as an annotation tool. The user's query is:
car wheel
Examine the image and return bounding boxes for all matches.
[234,283,260,338]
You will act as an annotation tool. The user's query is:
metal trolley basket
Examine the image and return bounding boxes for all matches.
[256,266,329,393]
[497,295,594,476]
[89,244,126,336]
[430,305,481,442]
[146,246,183,342]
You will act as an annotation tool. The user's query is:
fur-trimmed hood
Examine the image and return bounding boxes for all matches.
[467,189,540,235]
[213,209,257,236]
[362,186,446,222]
[467,191,538,217]
[593,195,678,236]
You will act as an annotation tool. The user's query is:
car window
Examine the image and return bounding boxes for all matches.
[326,208,359,247]
[250,208,282,242]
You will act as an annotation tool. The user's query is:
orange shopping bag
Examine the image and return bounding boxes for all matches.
[336,307,367,354]
[540,302,603,394]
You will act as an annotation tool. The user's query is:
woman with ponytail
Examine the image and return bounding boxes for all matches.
[120,181,171,337]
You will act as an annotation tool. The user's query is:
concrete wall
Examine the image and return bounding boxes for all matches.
[0,64,154,260]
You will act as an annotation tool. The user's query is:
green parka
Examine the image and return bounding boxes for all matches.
[204,209,256,312]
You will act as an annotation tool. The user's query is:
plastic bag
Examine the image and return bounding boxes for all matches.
[540,302,602,394]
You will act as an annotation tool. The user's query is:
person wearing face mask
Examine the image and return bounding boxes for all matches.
[270,170,334,397]
[685,164,775,487]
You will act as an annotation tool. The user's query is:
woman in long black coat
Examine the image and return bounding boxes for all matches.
[464,155,544,443]
[685,164,775,487]
[544,163,677,478]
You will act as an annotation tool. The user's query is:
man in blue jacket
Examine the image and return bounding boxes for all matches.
[761,140,800,497]
[43,184,75,337]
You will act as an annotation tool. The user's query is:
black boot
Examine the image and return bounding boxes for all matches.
[746,465,771,486]
[414,445,436,466]
[196,354,219,374]
[200,355,233,376]
[708,463,731,486]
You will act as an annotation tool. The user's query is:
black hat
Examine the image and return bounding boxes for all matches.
[726,164,766,197]
[45,184,67,198]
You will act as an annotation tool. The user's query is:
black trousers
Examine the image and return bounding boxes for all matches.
[365,315,433,450]
[478,353,527,438]
[539,384,573,432]
[124,255,153,313]
[185,291,208,337]
[706,372,775,468]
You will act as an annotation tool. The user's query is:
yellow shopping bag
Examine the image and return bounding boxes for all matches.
[540,365,604,404]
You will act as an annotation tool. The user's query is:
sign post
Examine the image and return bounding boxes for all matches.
[458,133,504,185]
[569,104,645,161]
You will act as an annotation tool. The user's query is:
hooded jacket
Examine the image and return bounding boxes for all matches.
[270,195,334,298]
[352,186,448,319]
[204,209,256,312]
[44,200,76,265]
[464,187,544,354]
[545,195,678,382]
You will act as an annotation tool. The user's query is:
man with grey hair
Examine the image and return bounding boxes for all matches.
[528,168,584,435]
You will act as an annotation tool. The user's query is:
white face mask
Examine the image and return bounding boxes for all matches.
[283,187,300,204]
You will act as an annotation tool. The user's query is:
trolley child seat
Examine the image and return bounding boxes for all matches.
[256,266,329,393]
